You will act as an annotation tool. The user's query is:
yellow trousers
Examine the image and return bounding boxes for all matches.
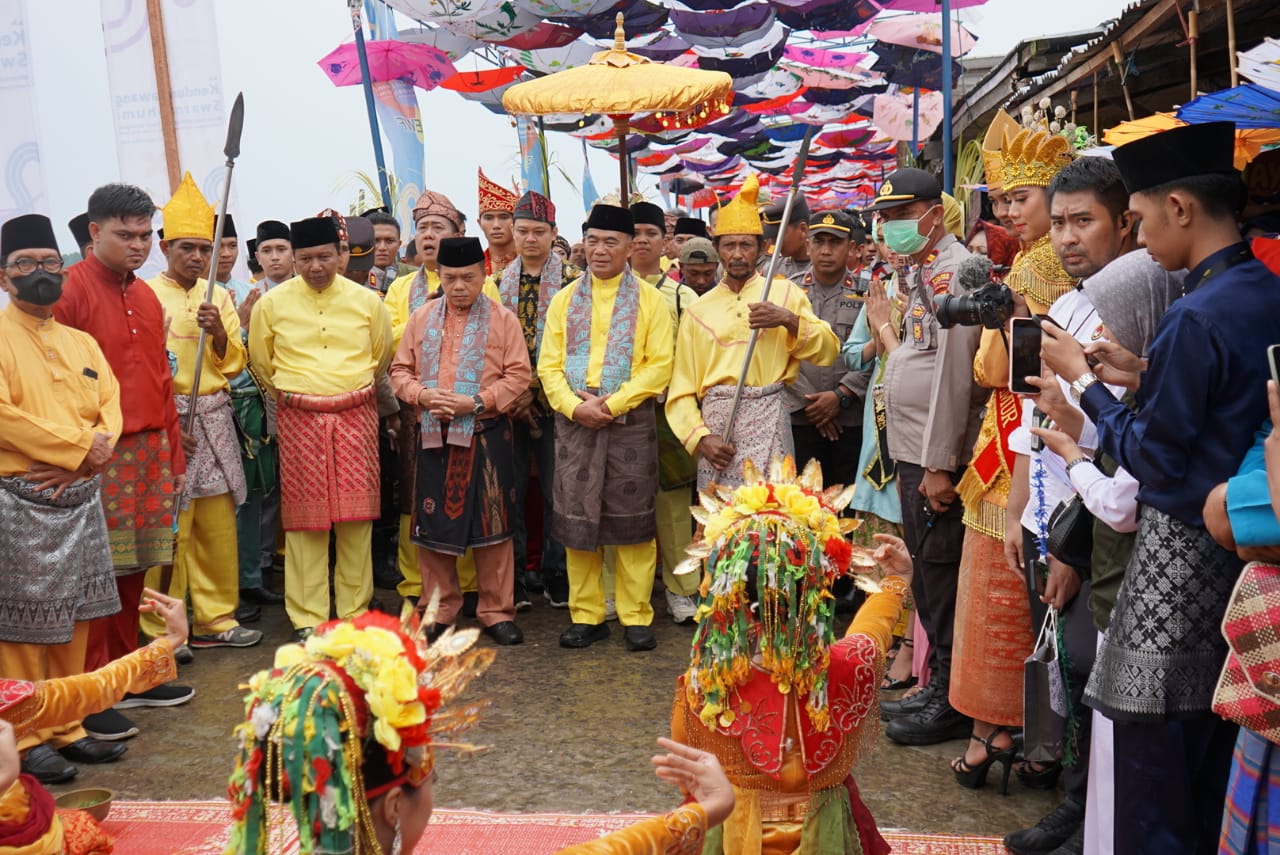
[0,622,89,751]
[655,487,699,597]
[284,521,372,630]
[397,514,476,598]
[142,494,239,637]
[568,541,655,626]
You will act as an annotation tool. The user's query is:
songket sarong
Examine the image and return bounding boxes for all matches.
[0,476,119,644]
[1085,506,1240,721]
[411,417,516,556]
[276,385,380,532]
[175,389,247,510]
[950,526,1033,725]
[100,429,176,570]
[1219,728,1280,855]
[696,382,791,491]
[229,369,277,492]
[396,401,420,515]
[552,400,658,551]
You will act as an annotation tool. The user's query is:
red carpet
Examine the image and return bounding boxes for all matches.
[101,801,1010,853]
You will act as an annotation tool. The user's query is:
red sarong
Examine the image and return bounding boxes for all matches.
[276,386,379,531]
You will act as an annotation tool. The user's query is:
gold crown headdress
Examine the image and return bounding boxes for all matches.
[226,599,492,854]
[982,109,1020,190]
[160,171,215,242]
[715,173,763,236]
[1000,128,1074,191]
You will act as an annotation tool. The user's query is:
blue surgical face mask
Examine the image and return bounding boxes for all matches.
[881,205,939,256]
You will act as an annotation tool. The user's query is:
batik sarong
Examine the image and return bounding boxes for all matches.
[696,382,791,491]
[552,400,658,551]
[230,366,277,492]
[1086,506,1241,720]
[100,429,176,570]
[174,389,247,510]
[276,385,380,531]
[0,476,119,643]
[411,417,516,556]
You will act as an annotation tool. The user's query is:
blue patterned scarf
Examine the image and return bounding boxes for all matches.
[417,296,491,448]
[563,268,640,397]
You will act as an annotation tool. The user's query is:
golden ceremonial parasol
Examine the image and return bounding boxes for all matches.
[502,13,734,206]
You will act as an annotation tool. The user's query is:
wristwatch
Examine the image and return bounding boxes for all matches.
[835,388,853,410]
[1069,372,1099,405]
[472,394,486,415]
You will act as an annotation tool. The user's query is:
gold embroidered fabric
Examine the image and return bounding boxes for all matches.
[553,804,708,854]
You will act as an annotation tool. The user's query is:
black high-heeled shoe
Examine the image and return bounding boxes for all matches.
[1015,759,1063,790]
[951,728,1016,795]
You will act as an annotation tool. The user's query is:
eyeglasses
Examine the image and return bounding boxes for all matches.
[6,257,64,275]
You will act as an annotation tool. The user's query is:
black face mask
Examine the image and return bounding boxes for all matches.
[10,270,63,306]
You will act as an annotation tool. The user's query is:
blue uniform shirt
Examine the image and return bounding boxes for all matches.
[1081,243,1280,526]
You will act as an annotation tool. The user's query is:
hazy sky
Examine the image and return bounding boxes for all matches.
[26,0,1129,238]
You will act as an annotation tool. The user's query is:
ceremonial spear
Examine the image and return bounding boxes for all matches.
[184,92,245,433]
[718,126,815,446]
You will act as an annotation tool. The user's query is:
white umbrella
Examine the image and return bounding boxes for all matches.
[1239,37,1280,93]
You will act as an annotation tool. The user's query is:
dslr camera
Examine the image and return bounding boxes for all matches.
[933,253,1014,329]
[934,282,1014,329]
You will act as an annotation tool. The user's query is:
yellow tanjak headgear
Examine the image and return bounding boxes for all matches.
[161,172,215,242]
[716,173,763,236]
[1001,128,1074,192]
[982,109,1020,190]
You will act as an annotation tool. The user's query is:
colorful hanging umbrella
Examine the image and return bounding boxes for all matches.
[441,64,528,91]
[870,41,961,89]
[872,89,944,141]
[781,45,870,68]
[1103,112,1280,169]
[318,40,458,91]
[578,1,669,39]
[867,13,977,57]
[772,0,878,32]
[1238,38,1280,94]
[1176,84,1280,130]
[503,13,733,202]
[624,33,693,62]
[494,21,583,50]
[874,0,990,9]
[510,0,618,17]
[511,39,604,74]
[399,26,483,61]
[669,4,775,48]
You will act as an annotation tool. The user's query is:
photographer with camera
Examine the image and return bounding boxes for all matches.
[870,168,985,746]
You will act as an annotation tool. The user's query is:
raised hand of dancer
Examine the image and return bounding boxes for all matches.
[651,737,736,828]
[140,587,189,650]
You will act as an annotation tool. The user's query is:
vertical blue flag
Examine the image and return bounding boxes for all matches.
[363,0,425,229]
[515,115,549,196]
[581,138,600,210]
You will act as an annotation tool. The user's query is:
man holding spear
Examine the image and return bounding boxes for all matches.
[666,174,839,491]
[145,173,261,650]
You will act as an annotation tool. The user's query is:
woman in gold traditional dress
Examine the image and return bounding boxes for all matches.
[947,124,1077,791]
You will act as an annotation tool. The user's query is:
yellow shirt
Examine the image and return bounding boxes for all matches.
[388,267,500,348]
[0,304,122,476]
[248,275,393,397]
[537,271,673,419]
[150,274,246,395]
[666,275,839,454]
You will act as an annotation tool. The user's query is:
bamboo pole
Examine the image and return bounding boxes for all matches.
[1111,41,1136,121]
[145,0,181,194]
[1093,72,1099,138]
[1188,8,1199,98]
[1226,0,1239,87]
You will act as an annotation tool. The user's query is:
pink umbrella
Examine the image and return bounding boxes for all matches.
[781,45,870,68]
[872,89,943,141]
[867,13,977,56]
[873,0,989,9]
[318,40,458,91]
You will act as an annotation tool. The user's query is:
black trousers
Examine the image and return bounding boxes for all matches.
[896,462,964,690]
[512,413,566,582]
[791,421,863,490]
[1111,715,1238,854]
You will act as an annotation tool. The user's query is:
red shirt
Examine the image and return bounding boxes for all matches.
[55,253,186,474]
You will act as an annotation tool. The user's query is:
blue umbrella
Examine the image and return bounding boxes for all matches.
[870,41,961,90]
[1176,84,1280,130]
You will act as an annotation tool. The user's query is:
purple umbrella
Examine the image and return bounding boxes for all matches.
[773,0,877,32]
[319,39,458,90]
[876,0,990,10]
[670,3,774,44]
[573,1,669,38]
[625,33,693,61]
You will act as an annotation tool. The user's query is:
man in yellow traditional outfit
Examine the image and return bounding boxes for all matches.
[947,126,1077,778]
[666,174,839,492]
[144,174,261,651]
[0,214,124,785]
[538,203,673,651]
[391,237,531,646]
[248,216,393,641]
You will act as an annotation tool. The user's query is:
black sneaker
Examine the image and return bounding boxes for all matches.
[514,579,533,613]
[544,574,569,609]
[114,682,196,709]
[1004,800,1085,855]
[82,709,139,741]
[884,690,971,745]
